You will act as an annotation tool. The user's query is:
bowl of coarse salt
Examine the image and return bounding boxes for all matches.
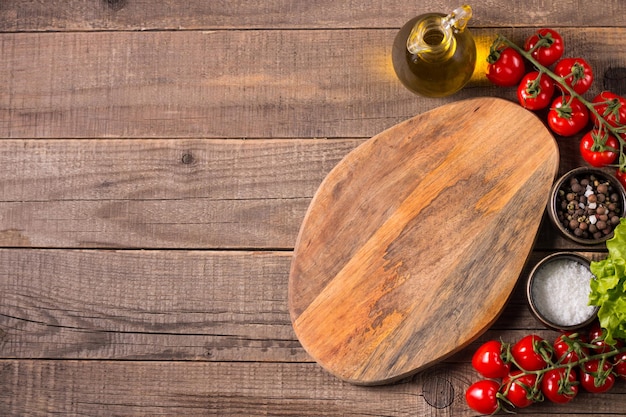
[526,252,599,331]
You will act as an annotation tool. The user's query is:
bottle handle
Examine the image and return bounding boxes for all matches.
[442,5,472,34]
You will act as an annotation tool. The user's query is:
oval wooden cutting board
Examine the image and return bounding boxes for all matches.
[288,97,559,385]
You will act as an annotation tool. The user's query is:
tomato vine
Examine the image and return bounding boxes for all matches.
[467,330,626,414]
[488,31,626,187]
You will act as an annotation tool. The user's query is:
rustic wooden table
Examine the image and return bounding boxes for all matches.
[1,1,625,415]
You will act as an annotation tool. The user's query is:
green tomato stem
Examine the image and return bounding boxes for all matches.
[500,336,626,408]
[496,35,626,169]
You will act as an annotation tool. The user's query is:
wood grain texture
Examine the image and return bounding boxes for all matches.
[1,360,624,416]
[2,0,625,414]
[289,98,559,384]
[0,139,361,249]
[0,248,620,415]
[0,249,307,361]
[3,28,626,139]
[0,137,603,250]
[0,249,603,363]
[2,0,626,31]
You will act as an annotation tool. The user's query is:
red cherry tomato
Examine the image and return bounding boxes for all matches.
[465,380,500,414]
[517,71,555,110]
[580,359,615,393]
[554,57,594,95]
[591,91,626,129]
[547,96,589,137]
[501,371,538,409]
[541,367,578,403]
[524,28,564,67]
[588,323,624,353]
[553,333,589,364]
[486,47,526,87]
[472,340,511,378]
[614,351,626,380]
[511,335,550,371]
[580,130,619,168]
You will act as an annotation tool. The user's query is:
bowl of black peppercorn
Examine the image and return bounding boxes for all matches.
[547,167,626,245]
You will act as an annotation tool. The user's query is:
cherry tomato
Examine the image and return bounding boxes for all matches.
[614,351,626,380]
[472,340,511,378]
[588,323,624,353]
[554,58,594,95]
[553,333,589,364]
[501,371,537,409]
[486,47,526,87]
[580,359,615,393]
[616,168,626,190]
[541,367,578,404]
[517,71,555,110]
[580,130,619,167]
[465,379,500,414]
[511,334,550,371]
[591,91,626,129]
[547,96,589,137]
[524,28,564,67]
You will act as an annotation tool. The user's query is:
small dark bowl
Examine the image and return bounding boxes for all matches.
[526,252,598,332]
[547,167,626,245]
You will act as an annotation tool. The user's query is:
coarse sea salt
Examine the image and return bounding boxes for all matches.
[531,258,596,327]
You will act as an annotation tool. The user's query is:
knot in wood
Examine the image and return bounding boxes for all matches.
[181,152,194,165]
[422,376,454,409]
[604,66,626,95]
[103,0,128,12]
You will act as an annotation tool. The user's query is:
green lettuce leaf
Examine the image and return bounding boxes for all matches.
[589,218,626,345]
[608,217,626,260]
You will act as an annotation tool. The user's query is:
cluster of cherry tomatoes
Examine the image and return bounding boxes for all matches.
[486,29,626,188]
[465,325,626,414]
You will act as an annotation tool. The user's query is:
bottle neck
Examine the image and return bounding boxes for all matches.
[406,16,456,62]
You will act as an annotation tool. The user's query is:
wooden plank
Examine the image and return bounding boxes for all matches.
[2,0,626,31]
[0,360,624,416]
[0,29,412,139]
[0,198,309,249]
[3,28,626,139]
[0,139,361,249]
[0,139,358,201]
[0,247,540,362]
[0,137,601,249]
[0,248,603,362]
[0,249,301,360]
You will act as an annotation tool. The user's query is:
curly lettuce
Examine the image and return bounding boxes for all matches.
[589,217,626,345]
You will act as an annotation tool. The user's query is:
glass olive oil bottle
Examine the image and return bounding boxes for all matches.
[392,5,476,97]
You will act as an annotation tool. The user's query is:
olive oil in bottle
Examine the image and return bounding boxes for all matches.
[392,5,476,98]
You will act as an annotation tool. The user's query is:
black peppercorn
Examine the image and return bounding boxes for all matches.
[554,172,624,242]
